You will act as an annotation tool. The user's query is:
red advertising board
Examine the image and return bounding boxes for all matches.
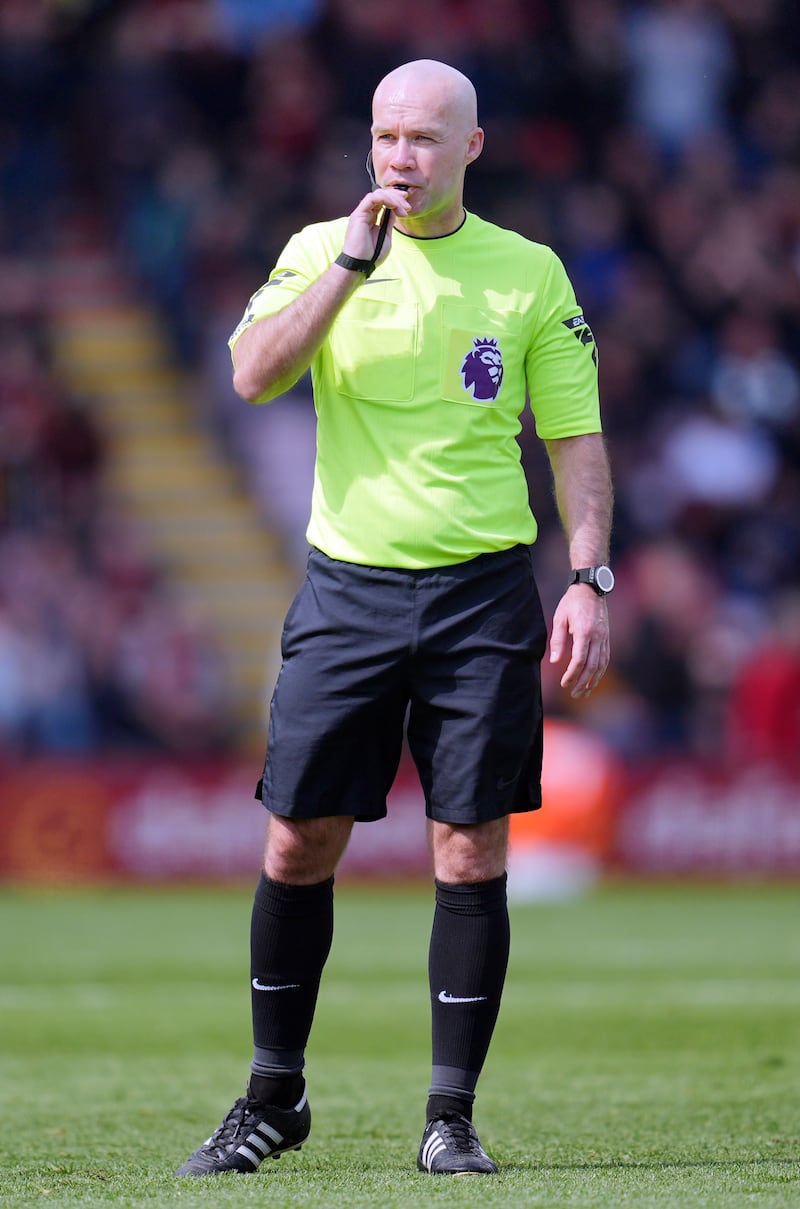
[1,727,798,883]
[614,761,800,875]
[0,755,430,883]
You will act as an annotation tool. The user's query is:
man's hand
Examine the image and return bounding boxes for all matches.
[543,433,613,697]
[340,188,412,265]
[549,585,610,698]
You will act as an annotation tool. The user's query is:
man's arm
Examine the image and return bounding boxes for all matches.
[544,432,613,698]
[232,187,411,404]
[232,264,359,403]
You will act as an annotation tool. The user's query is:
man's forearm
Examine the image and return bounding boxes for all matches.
[544,433,613,566]
[232,262,362,403]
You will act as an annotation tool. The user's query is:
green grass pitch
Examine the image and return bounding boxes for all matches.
[1,881,798,1207]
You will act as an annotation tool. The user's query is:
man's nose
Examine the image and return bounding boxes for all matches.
[390,138,415,168]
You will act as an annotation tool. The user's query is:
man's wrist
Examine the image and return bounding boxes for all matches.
[568,565,615,597]
[334,252,375,278]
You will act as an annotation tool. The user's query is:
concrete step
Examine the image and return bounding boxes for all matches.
[49,288,295,747]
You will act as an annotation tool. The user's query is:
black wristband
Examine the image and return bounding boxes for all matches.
[335,252,375,278]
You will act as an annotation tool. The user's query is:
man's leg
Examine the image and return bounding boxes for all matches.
[418,817,509,1175]
[177,815,352,1177]
[249,815,353,1102]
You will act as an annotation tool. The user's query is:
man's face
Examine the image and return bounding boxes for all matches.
[370,81,482,236]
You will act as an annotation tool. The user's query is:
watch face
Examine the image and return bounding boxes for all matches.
[595,565,615,593]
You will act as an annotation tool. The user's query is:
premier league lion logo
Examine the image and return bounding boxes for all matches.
[460,337,504,402]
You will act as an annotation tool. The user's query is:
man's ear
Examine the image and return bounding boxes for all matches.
[466,127,485,166]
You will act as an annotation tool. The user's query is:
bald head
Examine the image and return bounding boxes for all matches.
[373,60,478,135]
[370,59,483,235]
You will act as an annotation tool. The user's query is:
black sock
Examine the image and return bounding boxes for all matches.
[248,1069,306,1109]
[249,871,334,1103]
[426,874,509,1120]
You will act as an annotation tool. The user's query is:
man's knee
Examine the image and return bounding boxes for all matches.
[264,814,353,884]
[430,817,509,884]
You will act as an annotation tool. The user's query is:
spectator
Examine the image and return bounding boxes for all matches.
[624,0,734,156]
[726,590,800,769]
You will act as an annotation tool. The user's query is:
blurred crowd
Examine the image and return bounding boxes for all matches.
[0,324,231,754]
[1,0,799,766]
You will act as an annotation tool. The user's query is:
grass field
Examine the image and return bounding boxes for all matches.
[1,880,798,1207]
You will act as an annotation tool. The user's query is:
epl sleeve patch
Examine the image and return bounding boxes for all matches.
[562,313,598,366]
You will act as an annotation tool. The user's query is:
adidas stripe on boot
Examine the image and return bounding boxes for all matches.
[176,1085,310,1176]
[417,1113,497,1175]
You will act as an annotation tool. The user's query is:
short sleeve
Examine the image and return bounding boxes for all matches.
[227,232,317,356]
[526,250,601,439]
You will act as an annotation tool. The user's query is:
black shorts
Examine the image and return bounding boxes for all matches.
[257,545,547,824]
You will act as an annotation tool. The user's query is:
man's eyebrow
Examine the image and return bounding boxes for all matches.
[371,121,447,138]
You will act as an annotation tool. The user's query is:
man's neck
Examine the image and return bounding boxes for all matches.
[396,208,467,240]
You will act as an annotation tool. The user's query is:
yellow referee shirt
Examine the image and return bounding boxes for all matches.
[230,211,601,569]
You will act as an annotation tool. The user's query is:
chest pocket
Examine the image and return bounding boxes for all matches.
[330,296,418,402]
[440,303,523,409]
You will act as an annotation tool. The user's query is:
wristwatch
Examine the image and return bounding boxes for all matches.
[569,565,615,596]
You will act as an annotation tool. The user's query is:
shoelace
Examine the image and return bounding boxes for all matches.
[439,1116,482,1155]
[204,1097,259,1156]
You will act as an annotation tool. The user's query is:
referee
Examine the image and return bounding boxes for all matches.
[178,58,612,1178]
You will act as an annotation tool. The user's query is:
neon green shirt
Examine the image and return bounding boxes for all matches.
[230,211,600,569]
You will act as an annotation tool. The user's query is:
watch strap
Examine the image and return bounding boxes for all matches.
[335,252,375,278]
[569,565,614,596]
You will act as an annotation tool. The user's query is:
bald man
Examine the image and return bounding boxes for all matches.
[177,59,612,1178]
